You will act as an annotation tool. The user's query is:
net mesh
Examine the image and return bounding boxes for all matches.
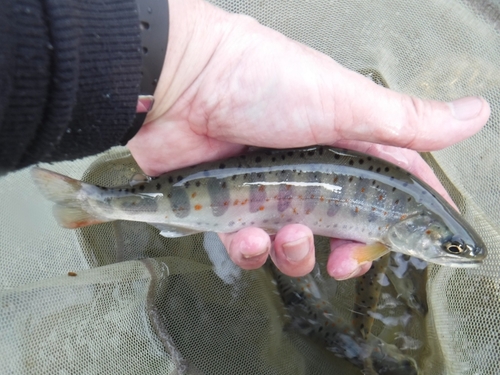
[1,0,500,373]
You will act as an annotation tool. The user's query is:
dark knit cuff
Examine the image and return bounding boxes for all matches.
[0,0,142,170]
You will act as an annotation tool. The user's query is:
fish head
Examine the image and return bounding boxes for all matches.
[384,212,486,267]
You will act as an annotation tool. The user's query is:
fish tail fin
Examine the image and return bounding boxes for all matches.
[31,167,83,204]
[31,167,109,229]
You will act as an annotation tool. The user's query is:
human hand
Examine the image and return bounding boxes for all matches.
[127,0,490,279]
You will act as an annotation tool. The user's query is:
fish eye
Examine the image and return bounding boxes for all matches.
[443,240,466,254]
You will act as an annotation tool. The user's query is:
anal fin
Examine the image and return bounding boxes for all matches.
[151,223,201,238]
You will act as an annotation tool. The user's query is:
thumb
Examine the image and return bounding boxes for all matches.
[325,68,490,151]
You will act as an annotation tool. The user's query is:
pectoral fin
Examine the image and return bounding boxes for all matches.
[352,242,390,263]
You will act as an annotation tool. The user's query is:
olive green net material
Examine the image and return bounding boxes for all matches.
[1,0,499,374]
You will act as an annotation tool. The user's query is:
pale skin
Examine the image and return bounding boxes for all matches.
[128,0,490,279]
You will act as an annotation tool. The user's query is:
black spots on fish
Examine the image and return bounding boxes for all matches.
[368,166,373,171]
[281,154,286,160]
[307,149,315,156]
[195,181,201,188]
[183,181,190,189]
[239,154,246,159]
[367,156,372,161]
[334,154,340,160]
[376,167,381,173]
[139,185,145,191]
[407,197,412,202]
[384,167,390,172]
[118,189,122,192]
[403,182,408,187]
[207,178,230,216]
[131,188,136,193]
[219,163,226,169]
[271,157,276,162]
[371,180,376,186]
[392,187,396,192]
[348,176,353,183]
[349,159,354,166]
[287,151,294,157]
[318,147,324,155]
[168,176,174,184]
[156,183,161,190]
[358,159,364,165]
[299,152,305,158]
[124,188,129,193]
[394,199,400,205]
[255,156,262,163]
[177,175,183,182]
[231,175,237,180]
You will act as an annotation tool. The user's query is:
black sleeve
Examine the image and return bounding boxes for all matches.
[0,0,143,172]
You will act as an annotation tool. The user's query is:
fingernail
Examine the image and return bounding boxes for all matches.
[241,246,269,259]
[282,237,310,262]
[335,265,365,281]
[449,97,483,121]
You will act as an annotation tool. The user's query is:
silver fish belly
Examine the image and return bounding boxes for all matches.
[31,146,486,266]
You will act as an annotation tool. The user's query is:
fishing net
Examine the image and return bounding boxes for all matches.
[1,0,499,373]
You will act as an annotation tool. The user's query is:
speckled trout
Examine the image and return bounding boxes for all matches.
[272,265,419,375]
[32,146,486,266]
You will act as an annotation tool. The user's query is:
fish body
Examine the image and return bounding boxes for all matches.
[31,146,485,266]
[352,254,391,338]
[272,265,419,374]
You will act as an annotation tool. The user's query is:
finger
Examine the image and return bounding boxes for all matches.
[329,68,490,150]
[270,224,315,277]
[219,227,270,270]
[332,140,458,209]
[326,239,373,280]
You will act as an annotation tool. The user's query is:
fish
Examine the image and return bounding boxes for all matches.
[352,254,391,339]
[271,264,419,374]
[31,146,486,266]
[386,254,429,316]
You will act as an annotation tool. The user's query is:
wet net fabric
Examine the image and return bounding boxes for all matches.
[1,0,500,374]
